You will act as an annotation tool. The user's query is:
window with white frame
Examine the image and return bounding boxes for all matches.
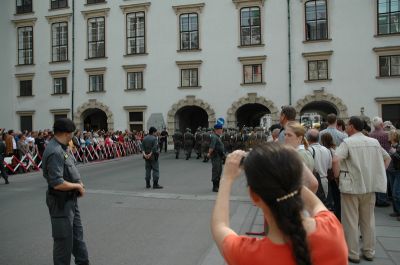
[378,0,400,35]
[52,22,68,62]
[308,60,328,80]
[53,77,67,94]
[243,64,262,84]
[18,26,33,65]
[305,0,328,41]
[16,0,33,14]
[176,60,202,88]
[88,17,105,58]
[126,12,145,54]
[51,0,68,10]
[302,51,332,82]
[15,73,34,97]
[238,55,266,85]
[373,46,400,77]
[172,3,204,51]
[127,72,143,90]
[181,69,198,87]
[180,13,198,50]
[89,75,104,92]
[240,7,261,46]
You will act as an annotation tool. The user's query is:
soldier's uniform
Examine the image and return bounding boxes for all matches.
[42,119,89,265]
[194,127,203,159]
[209,126,225,192]
[172,130,183,159]
[183,128,194,160]
[201,128,211,162]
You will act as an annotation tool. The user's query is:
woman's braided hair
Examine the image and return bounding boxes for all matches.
[243,143,312,265]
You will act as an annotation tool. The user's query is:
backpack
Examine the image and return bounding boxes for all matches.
[309,146,327,203]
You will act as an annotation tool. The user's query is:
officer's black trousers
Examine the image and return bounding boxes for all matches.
[46,193,89,265]
[211,156,223,183]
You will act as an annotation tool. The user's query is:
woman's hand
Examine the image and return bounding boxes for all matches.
[222,150,246,181]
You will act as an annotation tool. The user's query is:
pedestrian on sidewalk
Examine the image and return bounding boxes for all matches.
[142,127,163,189]
[42,118,90,265]
[211,144,347,265]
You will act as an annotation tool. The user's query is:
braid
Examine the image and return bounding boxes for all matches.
[266,195,313,265]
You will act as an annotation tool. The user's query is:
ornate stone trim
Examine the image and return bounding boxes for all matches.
[12,18,37,27]
[172,3,205,14]
[50,108,70,114]
[175,60,203,67]
[294,90,349,120]
[373,45,400,53]
[226,93,279,128]
[15,73,35,79]
[238,55,267,64]
[45,13,72,23]
[122,64,146,72]
[73,99,114,130]
[166,96,216,138]
[49,70,70,77]
[302,50,333,58]
[81,8,110,18]
[120,2,151,13]
[16,110,35,115]
[232,0,265,9]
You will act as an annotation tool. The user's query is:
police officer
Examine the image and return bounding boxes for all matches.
[202,128,211,162]
[42,118,89,265]
[159,128,168,153]
[207,124,225,192]
[142,127,163,189]
[0,132,10,184]
[172,129,183,159]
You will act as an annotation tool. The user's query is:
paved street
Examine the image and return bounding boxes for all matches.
[1,152,399,265]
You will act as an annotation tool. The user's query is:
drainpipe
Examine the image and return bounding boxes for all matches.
[71,0,75,121]
[287,0,292,105]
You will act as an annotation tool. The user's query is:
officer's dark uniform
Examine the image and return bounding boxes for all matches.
[209,128,225,192]
[0,139,9,184]
[201,129,211,162]
[42,119,89,265]
[142,127,162,188]
[159,129,168,153]
[172,130,183,159]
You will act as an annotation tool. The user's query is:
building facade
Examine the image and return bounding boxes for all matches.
[1,0,399,133]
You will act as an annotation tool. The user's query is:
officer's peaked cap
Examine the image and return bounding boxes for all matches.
[53,118,76,133]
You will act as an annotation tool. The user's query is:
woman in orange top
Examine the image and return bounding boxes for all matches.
[211,143,348,265]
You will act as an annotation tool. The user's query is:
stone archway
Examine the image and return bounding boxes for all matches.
[167,95,216,135]
[226,93,280,128]
[74,99,114,130]
[294,90,349,120]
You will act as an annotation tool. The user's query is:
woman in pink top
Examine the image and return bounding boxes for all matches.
[211,144,348,265]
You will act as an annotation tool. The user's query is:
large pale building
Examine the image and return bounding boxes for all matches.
[0,0,399,133]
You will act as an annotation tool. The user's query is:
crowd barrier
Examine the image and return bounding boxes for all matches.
[2,140,142,175]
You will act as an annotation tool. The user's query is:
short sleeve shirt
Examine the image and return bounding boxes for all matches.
[222,211,347,265]
[42,138,81,188]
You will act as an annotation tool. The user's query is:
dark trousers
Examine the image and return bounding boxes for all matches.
[159,140,167,152]
[46,192,89,265]
[329,179,341,221]
[211,156,223,183]
[0,157,9,182]
[145,159,159,183]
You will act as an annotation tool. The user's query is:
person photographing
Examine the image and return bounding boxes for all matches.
[211,144,347,265]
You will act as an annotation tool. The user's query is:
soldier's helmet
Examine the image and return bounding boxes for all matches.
[186,128,191,132]
[197,126,202,131]
[202,127,207,132]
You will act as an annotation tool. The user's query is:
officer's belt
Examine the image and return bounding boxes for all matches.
[48,187,77,200]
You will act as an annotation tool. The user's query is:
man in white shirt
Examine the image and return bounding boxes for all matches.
[307,129,332,203]
[333,116,391,263]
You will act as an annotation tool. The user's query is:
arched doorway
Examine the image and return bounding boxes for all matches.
[236,104,271,128]
[175,106,208,133]
[300,101,338,122]
[74,99,114,130]
[82,108,108,131]
[226,93,279,128]
[294,90,348,121]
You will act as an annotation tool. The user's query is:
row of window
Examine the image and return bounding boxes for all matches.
[16,0,104,14]
[16,53,400,98]
[15,0,400,65]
